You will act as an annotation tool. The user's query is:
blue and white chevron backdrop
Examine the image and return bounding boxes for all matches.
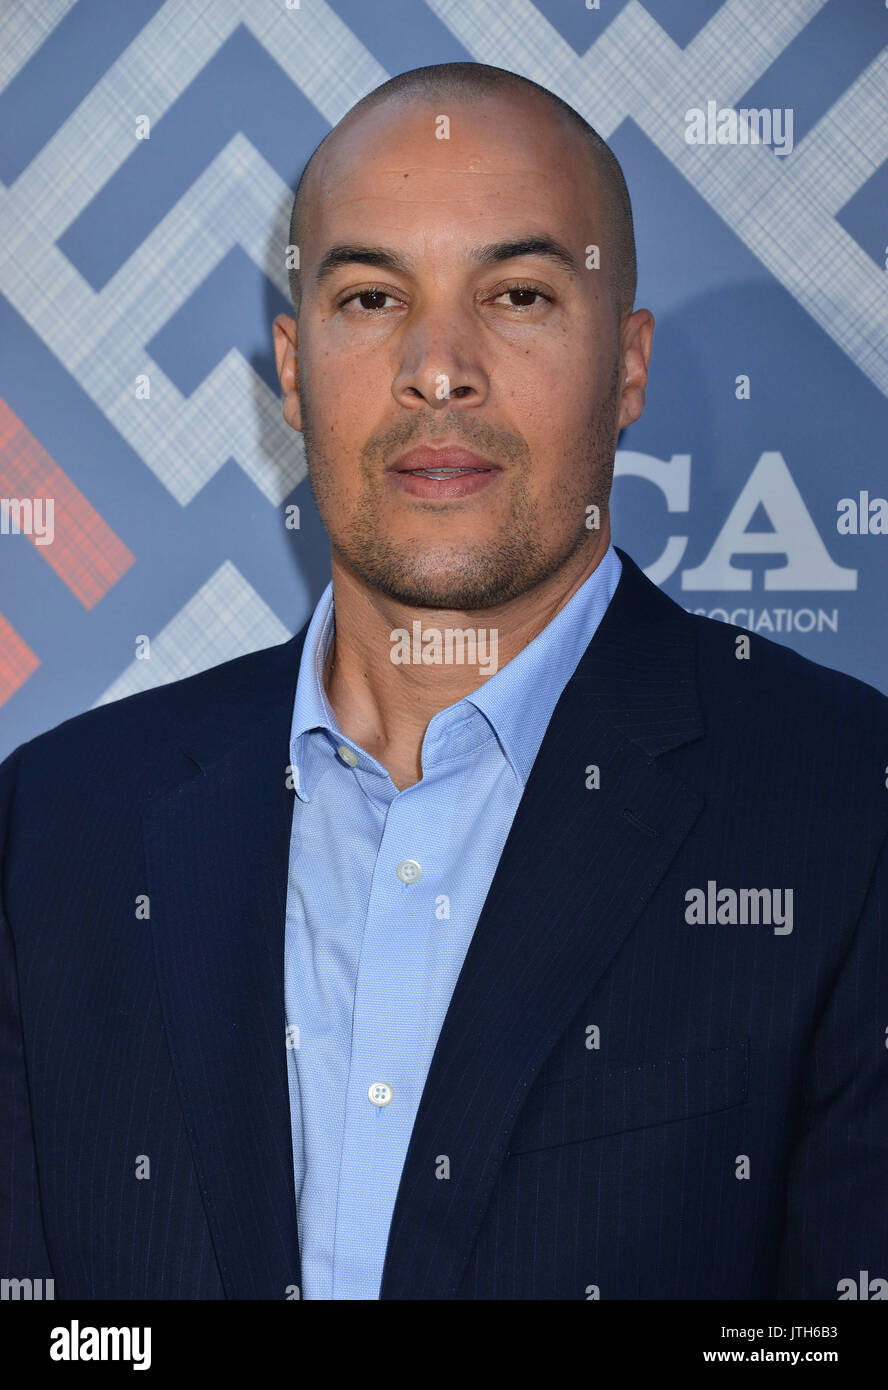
[1,0,886,758]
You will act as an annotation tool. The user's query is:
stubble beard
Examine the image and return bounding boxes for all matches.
[298,364,619,612]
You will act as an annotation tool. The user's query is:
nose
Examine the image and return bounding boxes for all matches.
[391,303,489,411]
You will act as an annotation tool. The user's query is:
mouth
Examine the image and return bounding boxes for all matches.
[390,446,498,475]
[388,445,501,499]
[401,468,485,479]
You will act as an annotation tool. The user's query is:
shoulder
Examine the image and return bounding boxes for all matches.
[1,629,305,809]
[679,604,888,846]
[687,603,888,739]
[616,548,888,750]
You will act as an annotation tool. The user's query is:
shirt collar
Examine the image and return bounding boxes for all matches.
[461,542,621,785]
[289,544,621,800]
[288,582,338,800]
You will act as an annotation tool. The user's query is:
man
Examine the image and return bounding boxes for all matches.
[2,62,887,1302]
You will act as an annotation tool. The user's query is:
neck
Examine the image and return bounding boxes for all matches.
[322,524,611,790]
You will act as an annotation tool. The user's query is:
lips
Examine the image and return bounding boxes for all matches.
[388,445,501,500]
[390,446,498,476]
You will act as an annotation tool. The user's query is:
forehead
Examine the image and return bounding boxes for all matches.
[305,94,601,247]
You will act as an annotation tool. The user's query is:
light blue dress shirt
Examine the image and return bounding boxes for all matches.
[284,543,622,1299]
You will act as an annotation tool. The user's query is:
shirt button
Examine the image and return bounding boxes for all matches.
[368,1082,393,1107]
[337,744,359,767]
[396,859,422,884]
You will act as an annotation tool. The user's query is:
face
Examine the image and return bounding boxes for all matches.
[274,92,653,611]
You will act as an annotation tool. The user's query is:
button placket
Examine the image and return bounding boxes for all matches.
[330,778,448,1296]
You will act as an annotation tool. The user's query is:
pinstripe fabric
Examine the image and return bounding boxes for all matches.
[2,547,887,1299]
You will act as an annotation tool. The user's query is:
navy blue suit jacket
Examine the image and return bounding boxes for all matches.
[2,548,887,1300]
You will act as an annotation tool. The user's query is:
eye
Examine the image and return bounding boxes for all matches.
[491,282,552,310]
[339,286,402,314]
[337,281,553,315]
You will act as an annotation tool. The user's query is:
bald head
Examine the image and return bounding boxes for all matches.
[287,62,636,321]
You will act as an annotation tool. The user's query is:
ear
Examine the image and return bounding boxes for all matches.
[272,312,303,432]
[616,308,655,432]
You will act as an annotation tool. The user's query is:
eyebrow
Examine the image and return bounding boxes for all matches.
[313,235,582,288]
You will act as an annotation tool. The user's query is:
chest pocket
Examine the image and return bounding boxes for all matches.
[506,1039,749,1157]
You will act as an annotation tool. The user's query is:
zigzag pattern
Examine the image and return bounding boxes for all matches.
[0,0,884,729]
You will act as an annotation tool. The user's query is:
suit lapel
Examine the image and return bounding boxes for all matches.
[142,634,305,1300]
[140,549,705,1302]
[380,550,706,1299]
